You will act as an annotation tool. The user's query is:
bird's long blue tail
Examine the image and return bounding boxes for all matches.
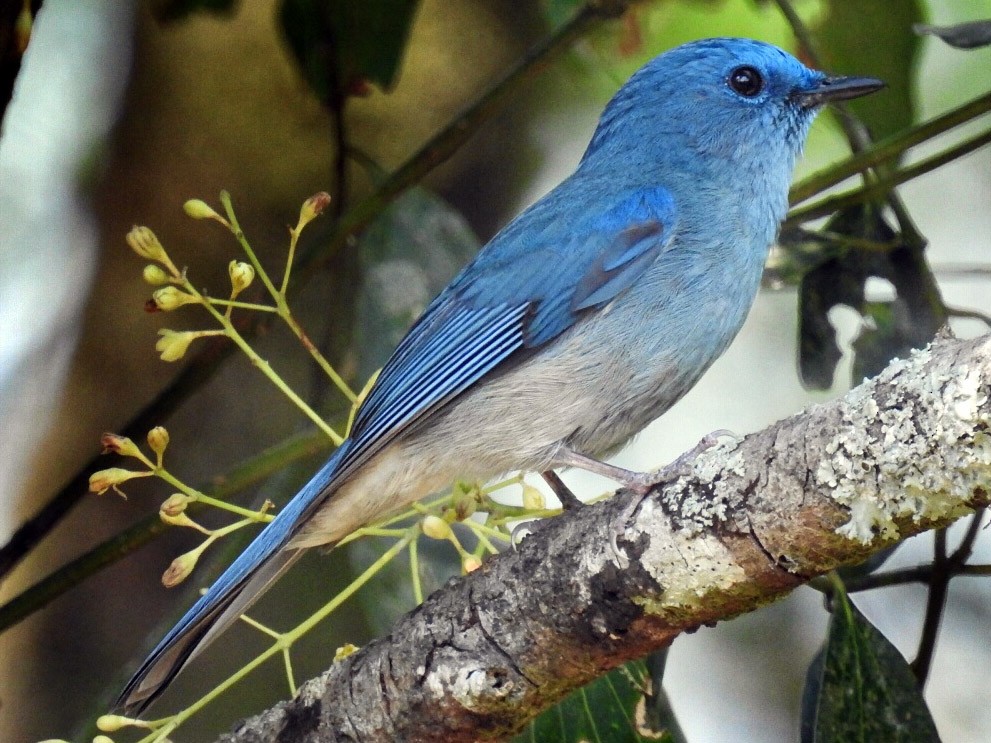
[116,440,352,714]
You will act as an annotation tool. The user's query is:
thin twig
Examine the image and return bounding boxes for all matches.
[785,126,991,226]
[948,307,991,328]
[949,508,986,565]
[912,529,949,686]
[789,90,991,205]
[773,0,925,246]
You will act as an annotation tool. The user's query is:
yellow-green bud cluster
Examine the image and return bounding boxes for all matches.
[162,548,200,588]
[159,493,190,518]
[147,426,169,457]
[100,433,141,459]
[142,264,170,285]
[297,191,331,231]
[521,484,546,510]
[421,514,452,540]
[96,714,149,732]
[89,467,147,496]
[183,198,224,222]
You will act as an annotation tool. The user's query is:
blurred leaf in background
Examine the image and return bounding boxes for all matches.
[280,0,421,104]
[814,0,924,140]
[802,584,940,743]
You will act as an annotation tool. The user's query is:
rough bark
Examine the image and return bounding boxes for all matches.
[218,332,991,743]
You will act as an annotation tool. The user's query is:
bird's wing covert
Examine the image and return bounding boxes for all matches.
[348,184,676,454]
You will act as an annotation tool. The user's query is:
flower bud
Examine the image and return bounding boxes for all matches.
[89,467,145,496]
[521,484,546,511]
[93,736,116,743]
[228,260,255,296]
[126,226,168,263]
[299,191,331,226]
[96,714,148,732]
[147,426,170,457]
[421,514,452,540]
[159,493,190,518]
[142,264,170,285]
[183,198,223,221]
[462,555,482,573]
[151,286,196,311]
[162,548,200,587]
[155,329,196,362]
[100,433,142,459]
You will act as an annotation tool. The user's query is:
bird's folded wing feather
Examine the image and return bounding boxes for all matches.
[348,183,677,454]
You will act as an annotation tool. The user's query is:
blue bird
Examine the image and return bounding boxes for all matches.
[118,38,882,712]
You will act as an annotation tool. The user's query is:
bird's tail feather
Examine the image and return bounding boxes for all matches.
[116,548,302,714]
[117,441,354,714]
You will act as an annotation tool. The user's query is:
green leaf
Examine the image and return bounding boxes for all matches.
[814,0,925,140]
[514,658,675,743]
[801,582,940,742]
[279,0,420,103]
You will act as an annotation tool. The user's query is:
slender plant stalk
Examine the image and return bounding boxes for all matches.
[785,126,991,226]
[790,90,991,205]
[129,533,416,743]
[773,0,925,246]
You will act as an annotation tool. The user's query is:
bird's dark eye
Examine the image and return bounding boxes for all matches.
[728,66,764,97]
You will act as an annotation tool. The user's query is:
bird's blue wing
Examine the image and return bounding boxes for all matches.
[350,184,676,450]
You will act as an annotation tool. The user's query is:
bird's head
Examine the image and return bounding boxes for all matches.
[582,38,883,177]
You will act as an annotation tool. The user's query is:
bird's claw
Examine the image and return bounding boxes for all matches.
[610,429,736,566]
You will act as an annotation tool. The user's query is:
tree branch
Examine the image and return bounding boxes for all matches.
[218,332,991,742]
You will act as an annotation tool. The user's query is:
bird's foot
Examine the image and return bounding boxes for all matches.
[608,429,736,566]
[645,429,735,485]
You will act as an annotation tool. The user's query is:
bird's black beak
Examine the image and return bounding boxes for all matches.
[793,75,885,108]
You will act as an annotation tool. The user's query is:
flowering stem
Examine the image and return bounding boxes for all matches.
[219,192,357,403]
[464,520,506,552]
[281,225,301,297]
[196,493,274,522]
[155,533,414,735]
[409,538,423,604]
[220,191,282,302]
[206,298,278,313]
[465,520,513,546]
[180,277,344,444]
[154,465,273,522]
[280,311,357,403]
[337,526,410,546]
